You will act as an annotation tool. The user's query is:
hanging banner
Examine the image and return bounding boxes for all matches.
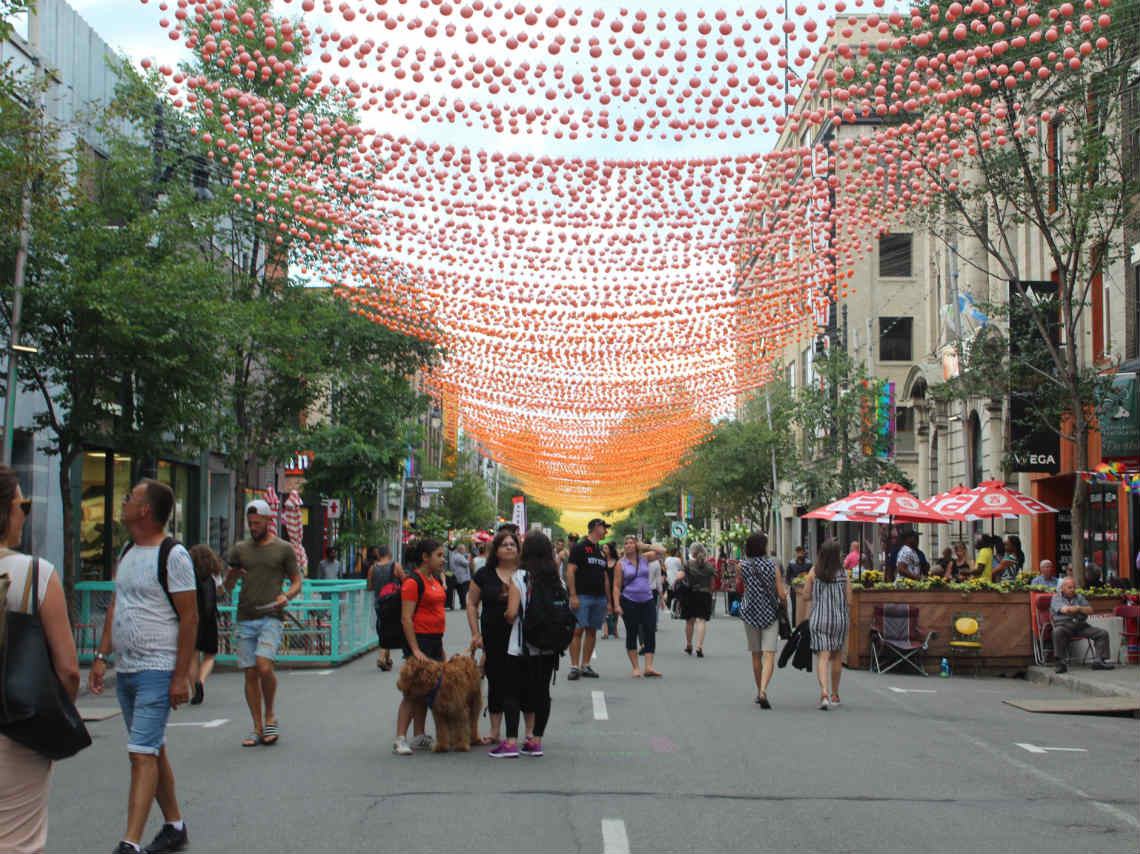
[1099,372,1138,466]
[1009,280,1061,474]
[511,495,527,532]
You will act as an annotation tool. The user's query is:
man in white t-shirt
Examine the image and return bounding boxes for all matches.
[90,479,198,854]
[895,531,924,581]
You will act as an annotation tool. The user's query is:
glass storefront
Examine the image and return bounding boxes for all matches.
[1085,484,1119,582]
[80,451,199,580]
[80,451,133,581]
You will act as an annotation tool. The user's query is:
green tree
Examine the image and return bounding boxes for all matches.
[890,2,1140,584]
[495,476,566,538]
[176,0,430,524]
[791,347,913,506]
[0,67,230,605]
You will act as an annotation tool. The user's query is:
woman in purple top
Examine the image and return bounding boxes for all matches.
[613,535,663,678]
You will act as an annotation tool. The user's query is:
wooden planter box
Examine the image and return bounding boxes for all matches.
[793,587,1124,674]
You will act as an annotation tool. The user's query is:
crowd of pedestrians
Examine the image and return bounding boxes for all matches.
[8,476,1134,853]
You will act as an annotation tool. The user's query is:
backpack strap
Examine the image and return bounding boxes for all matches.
[19,557,37,615]
[157,537,179,617]
[412,571,426,614]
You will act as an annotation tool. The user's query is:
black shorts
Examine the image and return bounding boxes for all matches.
[682,590,713,622]
[402,633,444,662]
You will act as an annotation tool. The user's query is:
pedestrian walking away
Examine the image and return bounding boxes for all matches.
[466,528,522,747]
[565,517,611,679]
[223,500,303,748]
[495,531,564,758]
[0,465,81,854]
[369,546,403,670]
[613,535,664,677]
[682,543,716,657]
[393,539,449,755]
[738,532,787,709]
[803,539,852,710]
[450,543,471,610]
[89,479,198,854]
[187,545,224,705]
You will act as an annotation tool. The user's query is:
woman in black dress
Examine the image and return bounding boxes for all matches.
[188,544,223,705]
[467,527,522,746]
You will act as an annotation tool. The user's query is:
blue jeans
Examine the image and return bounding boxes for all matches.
[116,669,173,756]
[574,594,607,631]
[236,617,285,668]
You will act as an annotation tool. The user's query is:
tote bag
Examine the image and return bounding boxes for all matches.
[0,558,91,760]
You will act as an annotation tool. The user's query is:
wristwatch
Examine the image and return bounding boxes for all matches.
[94,652,109,663]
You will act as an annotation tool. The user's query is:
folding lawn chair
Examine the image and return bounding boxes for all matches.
[869,603,936,676]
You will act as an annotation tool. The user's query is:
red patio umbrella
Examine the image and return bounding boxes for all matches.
[801,491,880,523]
[963,481,1058,520]
[922,485,978,522]
[831,483,951,525]
[473,529,494,544]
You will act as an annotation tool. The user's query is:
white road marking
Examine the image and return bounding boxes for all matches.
[1015,743,1087,754]
[294,669,333,676]
[872,685,1138,831]
[168,718,229,728]
[888,687,936,694]
[601,818,630,854]
[592,690,609,721]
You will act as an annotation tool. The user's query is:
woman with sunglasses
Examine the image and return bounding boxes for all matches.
[0,465,80,852]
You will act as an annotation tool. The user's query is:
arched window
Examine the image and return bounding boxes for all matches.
[968,411,983,487]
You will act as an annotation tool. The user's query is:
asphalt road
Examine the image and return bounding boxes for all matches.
[55,609,1139,853]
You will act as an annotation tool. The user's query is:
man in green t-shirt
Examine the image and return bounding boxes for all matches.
[223,500,302,747]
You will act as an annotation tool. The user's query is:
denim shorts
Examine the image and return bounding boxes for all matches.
[116,669,173,756]
[236,617,285,669]
[574,594,607,631]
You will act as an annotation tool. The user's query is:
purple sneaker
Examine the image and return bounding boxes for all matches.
[520,738,543,757]
[488,741,519,758]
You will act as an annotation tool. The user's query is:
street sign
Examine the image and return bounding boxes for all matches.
[670,521,687,538]
[421,480,454,489]
[325,499,342,519]
[421,487,442,495]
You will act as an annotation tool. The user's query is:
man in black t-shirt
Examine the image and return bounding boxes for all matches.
[565,518,611,680]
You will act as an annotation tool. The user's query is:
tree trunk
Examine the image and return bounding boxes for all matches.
[58,447,78,620]
[1070,405,1089,589]
[233,457,249,544]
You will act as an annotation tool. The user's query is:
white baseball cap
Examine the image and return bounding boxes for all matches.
[246,499,272,517]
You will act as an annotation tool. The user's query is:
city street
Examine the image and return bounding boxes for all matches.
[57,610,1140,853]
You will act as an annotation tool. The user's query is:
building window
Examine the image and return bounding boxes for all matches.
[1047,118,1063,214]
[895,407,915,452]
[879,317,913,361]
[879,233,912,278]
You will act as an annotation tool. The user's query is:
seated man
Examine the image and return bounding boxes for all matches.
[1032,559,1061,589]
[1050,577,1113,673]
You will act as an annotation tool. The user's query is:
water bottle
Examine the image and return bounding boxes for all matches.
[940,657,950,678]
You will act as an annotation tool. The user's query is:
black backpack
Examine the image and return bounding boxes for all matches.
[522,572,576,655]
[119,537,181,617]
[377,572,423,649]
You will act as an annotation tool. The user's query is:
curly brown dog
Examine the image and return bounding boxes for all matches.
[397,654,482,752]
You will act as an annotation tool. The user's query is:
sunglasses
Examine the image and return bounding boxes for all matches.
[17,499,30,515]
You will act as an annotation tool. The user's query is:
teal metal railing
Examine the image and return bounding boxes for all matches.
[74,579,376,665]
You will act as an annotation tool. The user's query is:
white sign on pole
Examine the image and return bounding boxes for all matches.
[325,499,342,519]
[421,480,454,489]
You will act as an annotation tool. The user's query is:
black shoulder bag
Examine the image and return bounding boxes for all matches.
[0,558,92,760]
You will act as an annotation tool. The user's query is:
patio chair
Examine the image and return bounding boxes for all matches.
[1030,593,1054,666]
[1113,605,1139,665]
[869,604,936,676]
[948,614,982,676]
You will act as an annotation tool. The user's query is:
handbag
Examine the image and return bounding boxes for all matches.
[777,603,792,640]
[0,557,92,760]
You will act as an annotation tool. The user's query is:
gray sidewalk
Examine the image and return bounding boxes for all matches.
[1026,662,1140,699]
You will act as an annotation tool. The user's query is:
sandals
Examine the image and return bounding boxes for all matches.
[262,722,279,745]
[242,731,262,747]
[696,649,704,658]
[644,670,663,678]
[684,645,693,656]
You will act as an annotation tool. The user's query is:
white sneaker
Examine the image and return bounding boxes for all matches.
[412,734,434,751]
[392,736,413,756]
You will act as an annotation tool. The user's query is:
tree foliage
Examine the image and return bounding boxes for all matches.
[790,347,913,504]
[893,1,1140,584]
[0,64,232,604]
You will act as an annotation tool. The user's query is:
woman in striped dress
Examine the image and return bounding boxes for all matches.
[803,539,852,710]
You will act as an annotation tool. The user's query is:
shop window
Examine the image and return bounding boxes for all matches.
[208,471,232,555]
[878,233,912,278]
[80,452,132,581]
[969,411,983,488]
[156,460,191,544]
[879,317,913,361]
[895,407,915,453]
[1084,485,1119,583]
